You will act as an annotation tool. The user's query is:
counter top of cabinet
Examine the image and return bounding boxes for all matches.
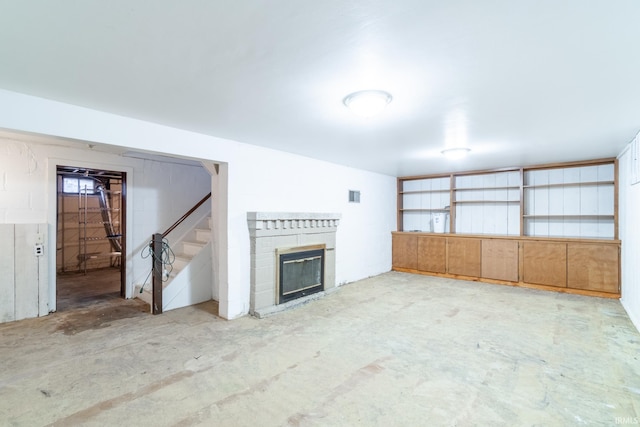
[391,231,621,245]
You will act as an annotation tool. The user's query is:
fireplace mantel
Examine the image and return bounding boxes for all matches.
[247,212,341,317]
[247,212,341,237]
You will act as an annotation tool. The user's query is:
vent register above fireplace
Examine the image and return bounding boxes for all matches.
[247,212,341,318]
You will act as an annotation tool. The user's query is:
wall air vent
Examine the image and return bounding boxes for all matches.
[349,190,361,203]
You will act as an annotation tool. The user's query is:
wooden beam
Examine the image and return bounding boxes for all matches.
[152,233,163,315]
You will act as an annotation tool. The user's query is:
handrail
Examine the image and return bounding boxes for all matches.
[152,192,212,315]
[162,192,211,237]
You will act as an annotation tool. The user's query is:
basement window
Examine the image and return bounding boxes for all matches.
[348,190,361,203]
[62,177,96,194]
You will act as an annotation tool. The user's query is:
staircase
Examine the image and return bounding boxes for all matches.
[136,216,213,312]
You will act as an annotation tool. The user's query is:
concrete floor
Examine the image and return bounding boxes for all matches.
[54,268,149,335]
[56,267,123,312]
[1,272,639,426]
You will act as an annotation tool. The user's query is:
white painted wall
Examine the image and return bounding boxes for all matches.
[0,134,211,316]
[618,142,640,333]
[185,130,397,317]
[0,89,397,320]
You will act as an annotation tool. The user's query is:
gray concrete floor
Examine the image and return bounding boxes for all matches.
[1,272,639,426]
[56,267,123,312]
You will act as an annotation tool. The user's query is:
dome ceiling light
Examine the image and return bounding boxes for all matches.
[343,90,392,118]
[441,147,471,159]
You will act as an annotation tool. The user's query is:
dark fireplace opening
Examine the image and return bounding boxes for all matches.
[277,245,325,304]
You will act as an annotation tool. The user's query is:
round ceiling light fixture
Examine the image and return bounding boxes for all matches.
[343,90,392,117]
[441,147,471,159]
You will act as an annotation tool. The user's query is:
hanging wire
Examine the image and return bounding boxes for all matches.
[139,237,175,292]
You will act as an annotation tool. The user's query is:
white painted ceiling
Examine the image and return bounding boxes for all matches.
[0,1,639,176]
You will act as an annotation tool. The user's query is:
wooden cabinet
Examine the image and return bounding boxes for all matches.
[481,239,518,282]
[567,243,619,293]
[392,232,620,298]
[447,237,481,277]
[522,241,567,287]
[392,233,417,270]
[417,236,446,273]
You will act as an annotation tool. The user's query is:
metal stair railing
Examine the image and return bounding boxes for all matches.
[151,192,212,314]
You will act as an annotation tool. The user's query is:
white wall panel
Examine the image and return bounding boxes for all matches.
[549,168,563,184]
[535,188,550,215]
[402,211,421,232]
[598,163,615,181]
[14,224,39,320]
[507,204,520,235]
[38,224,48,316]
[402,179,422,192]
[548,218,563,237]
[526,169,541,186]
[0,224,15,322]
[563,166,580,183]
[402,193,421,209]
[619,144,640,333]
[483,204,497,234]
[563,186,580,215]
[436,177,450,190]
[548,187,563,215]
[561,219,579,237]
[580,165,598,182]
[482,173,496,188]
[495,171,508,187]
[579,186,596,215]
[432,191,450,209]
[0,224,48,322]
[579,219,597,238]
[599,186,615,214]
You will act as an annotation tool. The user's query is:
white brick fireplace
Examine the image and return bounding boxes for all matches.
[247,212,341,318]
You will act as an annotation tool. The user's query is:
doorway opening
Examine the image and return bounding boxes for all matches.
[56,166,127,311]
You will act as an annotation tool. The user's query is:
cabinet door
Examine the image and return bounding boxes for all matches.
[567,243,619,293]
[522,241,566,287]
[418,236,446,273]
[392,234,418,270]
[447,237,481,276]
[481,239,519,282]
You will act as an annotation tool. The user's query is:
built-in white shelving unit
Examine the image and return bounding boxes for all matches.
[398,158,617,240]
[400,175,450,232]
[523,162,615,239]
[453,169,521,236]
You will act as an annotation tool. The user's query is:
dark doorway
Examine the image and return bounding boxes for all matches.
[56,166,127,310]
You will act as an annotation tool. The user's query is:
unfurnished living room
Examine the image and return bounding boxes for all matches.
[0,2,639,426]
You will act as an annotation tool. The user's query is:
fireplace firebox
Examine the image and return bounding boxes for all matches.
[247,212,340,317]
[277,245,325,304]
